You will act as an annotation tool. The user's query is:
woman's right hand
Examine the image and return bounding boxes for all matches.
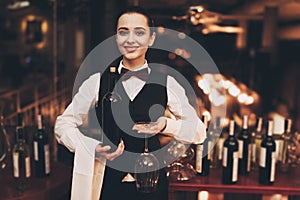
[95,140,124,161]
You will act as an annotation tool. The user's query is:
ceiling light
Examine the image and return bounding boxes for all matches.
[7,0,30,10]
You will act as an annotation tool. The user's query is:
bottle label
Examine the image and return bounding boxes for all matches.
[34,141,38,161]
[238,140,243,159]
[13,152,19,177]
[222,147,228,167]
[232,152,239,182]
[196,145,203,173]
[25,156,31,178]
[208,141,212,160]
[270,152,276,182]
[275,139,283,162]
[251,143,256,162]
[218,138,224,160]
[44,144,51,174]
[260,147,266,167]
[247,144,251,172]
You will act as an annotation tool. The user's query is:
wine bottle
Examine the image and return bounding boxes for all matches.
[33,114,51,177]
[259,120,276,185]
[251,117,263,171]
[196,114,210,176]
[210,116,222,169]
[12,112,31,191]
[278,119,292,173]
[101,66,122,152]
[222,120,239,184]
[237,115,251,175]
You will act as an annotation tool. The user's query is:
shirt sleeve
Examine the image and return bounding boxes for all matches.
[54,73,101,153]
[162,76,206,144]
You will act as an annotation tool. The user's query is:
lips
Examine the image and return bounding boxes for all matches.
[124,46,139,52]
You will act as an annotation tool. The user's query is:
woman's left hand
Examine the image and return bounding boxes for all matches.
[132,116,167,135]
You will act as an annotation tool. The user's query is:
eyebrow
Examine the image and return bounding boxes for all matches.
[117,27,147,31]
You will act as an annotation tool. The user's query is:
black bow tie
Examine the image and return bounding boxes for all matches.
[120,67,149,81]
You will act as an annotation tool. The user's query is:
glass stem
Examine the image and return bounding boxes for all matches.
[145,136,149,153]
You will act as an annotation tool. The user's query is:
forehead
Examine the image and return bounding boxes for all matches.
[117,13,149,28]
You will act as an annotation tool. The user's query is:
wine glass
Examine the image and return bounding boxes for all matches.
[165,141,196,181]
[134,122,160,193]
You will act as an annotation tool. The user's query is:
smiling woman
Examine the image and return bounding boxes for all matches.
[55,5,206,200]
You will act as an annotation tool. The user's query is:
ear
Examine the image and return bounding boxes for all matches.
[148,32,156,47]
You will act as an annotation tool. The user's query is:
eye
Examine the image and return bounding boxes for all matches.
[118,30,128,36]
[135,31,146,36]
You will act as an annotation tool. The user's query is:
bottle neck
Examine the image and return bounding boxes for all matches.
[37,114,43,131]
[256,117,263,132]
[267,121,273,137]
[242,115,248,130]
[229,120,235,136]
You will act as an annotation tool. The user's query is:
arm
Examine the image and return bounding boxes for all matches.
[54,73,101,153]
[162,76,206,144]
[54,73,124,160]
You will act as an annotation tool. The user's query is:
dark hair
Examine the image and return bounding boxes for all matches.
[116,6,155,34]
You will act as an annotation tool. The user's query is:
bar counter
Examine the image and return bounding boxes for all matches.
[168,165,300,200]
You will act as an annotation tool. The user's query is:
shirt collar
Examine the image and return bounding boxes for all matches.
[118,60,150,74]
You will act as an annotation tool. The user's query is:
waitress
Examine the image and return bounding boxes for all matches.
[55,6,206,200]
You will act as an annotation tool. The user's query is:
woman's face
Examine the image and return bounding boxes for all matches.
[116,13,155,67]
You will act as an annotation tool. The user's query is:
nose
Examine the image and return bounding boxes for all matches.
[126,32,135,43]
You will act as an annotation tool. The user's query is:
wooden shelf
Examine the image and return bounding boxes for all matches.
[168,166,300,200]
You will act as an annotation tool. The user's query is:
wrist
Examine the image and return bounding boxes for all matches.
[160,118,167,132]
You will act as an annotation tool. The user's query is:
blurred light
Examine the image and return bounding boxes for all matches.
[245,96,254,105]
[41,21,48,33]
[221,80,233,89]
[7,0,30,10]
[175,48,183,56]
[228,85,240,97]
[237,93,248,103]
[178,32,186,39]
[27,15,35,21]
[198,79,210,94]
[157,26,165,34]
[198,190,209,200]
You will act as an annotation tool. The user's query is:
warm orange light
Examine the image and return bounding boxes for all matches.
[41,21,48,33]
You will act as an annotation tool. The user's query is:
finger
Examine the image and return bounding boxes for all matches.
[95,145,111,153]
[106,141,125,161]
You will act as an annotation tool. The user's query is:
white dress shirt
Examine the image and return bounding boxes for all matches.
[54,61,206,200]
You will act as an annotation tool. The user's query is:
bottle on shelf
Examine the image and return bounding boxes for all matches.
[222,120,239,184]
[210,116,222,169]
[0,115,11,169]
[33,113,51,177]
[237,115,251,175]
[101,66,122,152]
[12,112,31,191]
[278,119,292,173]
[196,114,210,176]
[251,117,263,171]
[259,120,276,185]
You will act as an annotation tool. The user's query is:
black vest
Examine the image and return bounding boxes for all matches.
[96,67,168,155]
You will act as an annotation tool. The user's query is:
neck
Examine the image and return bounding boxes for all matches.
[122,57,146,70]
